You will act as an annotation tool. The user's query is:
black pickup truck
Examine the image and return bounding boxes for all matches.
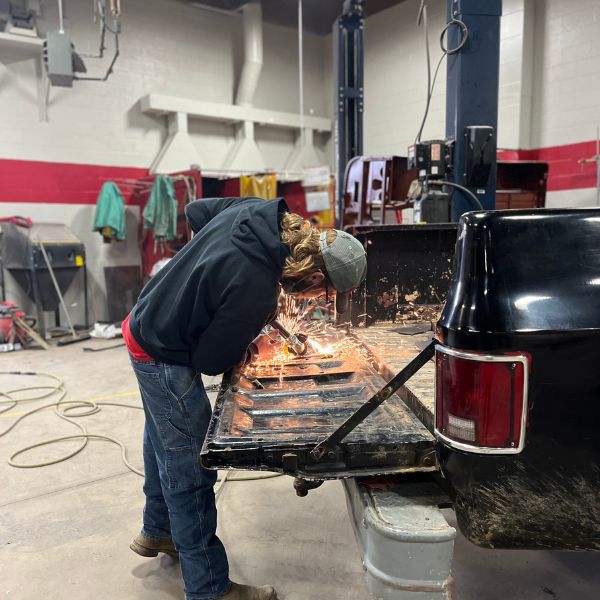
[202,208,600,557]
[435,208,600,551]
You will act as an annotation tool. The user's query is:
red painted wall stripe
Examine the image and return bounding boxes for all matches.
[0,141,597,208]
[498,140,598,192]
[0,159,148,205]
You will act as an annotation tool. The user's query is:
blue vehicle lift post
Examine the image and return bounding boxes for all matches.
[334,0,365,228]
[445,0,502,220]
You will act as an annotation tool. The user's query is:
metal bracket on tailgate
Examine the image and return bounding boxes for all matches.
[310,340,438,461]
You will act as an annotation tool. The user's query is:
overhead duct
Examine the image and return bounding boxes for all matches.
[149,112,202,174]
[226,1,266,172]
[146,0,330,176]
[284,128,324,172]
[222,120,266,173]
[235,1,263,107]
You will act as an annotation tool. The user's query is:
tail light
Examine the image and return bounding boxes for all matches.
[435,346,529,454]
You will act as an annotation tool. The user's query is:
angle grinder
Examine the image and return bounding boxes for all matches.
[271,320,309,356]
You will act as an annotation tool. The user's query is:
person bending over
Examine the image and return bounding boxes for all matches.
[123,196,367,600]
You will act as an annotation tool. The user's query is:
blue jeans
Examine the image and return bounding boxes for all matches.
[130,357,230,600]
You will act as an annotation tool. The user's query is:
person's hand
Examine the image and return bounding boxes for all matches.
[251,332,280,361]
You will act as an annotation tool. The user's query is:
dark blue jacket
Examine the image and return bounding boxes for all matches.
[129,197,289,375]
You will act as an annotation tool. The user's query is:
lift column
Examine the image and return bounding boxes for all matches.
[445,0,502,220]
[334,0,365,228]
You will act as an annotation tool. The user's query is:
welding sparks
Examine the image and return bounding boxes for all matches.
[246,290,374,377]
[307,339,334,355]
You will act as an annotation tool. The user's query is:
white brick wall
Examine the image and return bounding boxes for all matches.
[0,0,331,170]
[364,0,448,156]
[498,0,535,149]
[364,0,529,155]
[545,188,599,209]
[531,0,600,148]
[530,0,600,207]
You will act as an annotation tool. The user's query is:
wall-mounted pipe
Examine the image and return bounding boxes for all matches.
[235,2,263,107]
[58,0,65,32]
[298,0,305,145]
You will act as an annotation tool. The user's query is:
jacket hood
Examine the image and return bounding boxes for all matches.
[231,198,290,273]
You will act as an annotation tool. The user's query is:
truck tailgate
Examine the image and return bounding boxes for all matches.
[201,327,436,479]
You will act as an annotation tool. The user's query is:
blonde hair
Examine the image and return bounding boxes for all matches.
[280,212,336,279]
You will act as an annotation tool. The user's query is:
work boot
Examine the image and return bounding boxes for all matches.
[129,532,178,558]
[219,582,278,600]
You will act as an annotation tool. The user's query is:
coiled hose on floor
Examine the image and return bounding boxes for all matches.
[0,371,281,490]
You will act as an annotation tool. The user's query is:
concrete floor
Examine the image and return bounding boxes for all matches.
[1,341,599,600]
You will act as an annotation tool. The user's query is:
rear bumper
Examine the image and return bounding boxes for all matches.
[343,477,455,599]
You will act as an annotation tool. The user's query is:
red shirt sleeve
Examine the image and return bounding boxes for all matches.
[122,313,154,362]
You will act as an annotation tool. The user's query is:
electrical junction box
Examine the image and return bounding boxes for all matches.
[408,140,451,179]
[43,30,74,87]
[0,1,37,33]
